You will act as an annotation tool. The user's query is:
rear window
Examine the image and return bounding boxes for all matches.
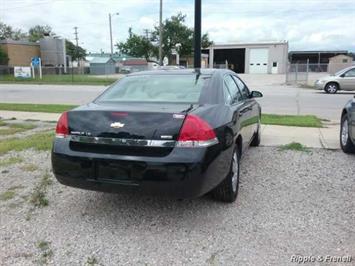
[96,74,210,103]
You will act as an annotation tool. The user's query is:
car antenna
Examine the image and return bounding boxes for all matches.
[194,69,201,85]
[182,104,194,113]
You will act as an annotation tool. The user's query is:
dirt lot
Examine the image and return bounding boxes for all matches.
[0,120,355,266]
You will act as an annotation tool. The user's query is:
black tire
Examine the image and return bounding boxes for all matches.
[324,82,338,94]
[212,145,240,203]
[340,114,355,153]
[250,122,261,147]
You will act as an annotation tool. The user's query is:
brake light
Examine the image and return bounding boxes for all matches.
[177,114,218,147]
[55,112,69,138]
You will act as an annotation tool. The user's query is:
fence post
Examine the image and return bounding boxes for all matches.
[295,63,298,84]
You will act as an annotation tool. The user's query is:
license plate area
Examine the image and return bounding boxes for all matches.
[95,160,130,181]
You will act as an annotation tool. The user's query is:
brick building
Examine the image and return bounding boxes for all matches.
[0,39,40,66]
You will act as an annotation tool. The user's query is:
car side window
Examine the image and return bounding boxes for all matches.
[233,76,250,99]
[344,69,355,77]
[223,75,242,105]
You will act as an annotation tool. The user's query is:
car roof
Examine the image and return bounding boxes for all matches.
[127,68,234,77]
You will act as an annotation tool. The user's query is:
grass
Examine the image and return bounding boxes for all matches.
[30,172,52,207]
[0,184,25,201]
[0,156,23,167]
[0,103,77,113]
[0,122,37,135]
[21,164,39,172]
[86,256,99,265]
[36,240,53,265]
[0,74,117,85]
[279,142,310,152]
[0,131,54,155]
[262,114,323,128]
[0,190,16,201]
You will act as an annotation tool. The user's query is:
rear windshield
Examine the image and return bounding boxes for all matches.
[96,74,210,104]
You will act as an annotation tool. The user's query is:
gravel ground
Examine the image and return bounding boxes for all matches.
[0,147,354,266]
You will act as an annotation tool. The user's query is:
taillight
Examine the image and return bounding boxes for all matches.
[55,112,69,138]
[177,114,218,147]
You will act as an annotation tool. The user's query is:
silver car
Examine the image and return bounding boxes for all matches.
[315,66,355,94]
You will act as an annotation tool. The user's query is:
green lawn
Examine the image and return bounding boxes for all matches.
[279,142,310,152]
[261,114,323,128]
[0,74,117,86]
[0,103,77,113]
[0,131,54,155]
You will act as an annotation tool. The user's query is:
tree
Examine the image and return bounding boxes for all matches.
[151,13,213,60]
[65,40,86,61]
[0,46,9,65]
[116,13,213,62]
[28,25,55,42]
[0,21,27,40]
[116,28,157,60]
[202,33,213,49]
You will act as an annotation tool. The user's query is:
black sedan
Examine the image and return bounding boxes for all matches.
[340,96,355,153]
[52,69,263,202]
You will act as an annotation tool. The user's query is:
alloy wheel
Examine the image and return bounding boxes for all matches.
[341,119,349,147]
[326,84,337,93]
[231,152,239,192]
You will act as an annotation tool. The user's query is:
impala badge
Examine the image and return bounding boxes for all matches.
[110,122,125,129]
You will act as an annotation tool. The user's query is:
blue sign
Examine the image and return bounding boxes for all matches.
[31,57,40,67]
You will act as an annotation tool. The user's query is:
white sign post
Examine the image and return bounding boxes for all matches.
[39,57,42,79]
[31,63,35,79]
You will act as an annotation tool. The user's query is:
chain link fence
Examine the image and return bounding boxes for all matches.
[0,65,122,85]
[286,62,354,86]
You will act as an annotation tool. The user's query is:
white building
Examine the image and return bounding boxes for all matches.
[203,41,289,74]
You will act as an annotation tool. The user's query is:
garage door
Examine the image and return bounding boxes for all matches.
[249,48,269,74]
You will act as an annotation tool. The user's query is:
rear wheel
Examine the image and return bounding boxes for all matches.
[212,146,240,203]
[324,82,338,94]
[340,114,355,153]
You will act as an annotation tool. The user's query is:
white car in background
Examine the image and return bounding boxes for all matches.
[315,66,355,94]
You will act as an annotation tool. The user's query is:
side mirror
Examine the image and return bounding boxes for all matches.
[340,74,345,78]
[250,91,263,98]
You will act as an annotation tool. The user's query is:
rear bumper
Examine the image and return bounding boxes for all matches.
[51,138,232,199]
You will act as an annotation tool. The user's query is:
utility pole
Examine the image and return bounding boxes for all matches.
[109,13,113,58]
[143,29,150,39]
[109,12,119,58]
[194,0,202,68]
[159,0,163,65]
[73,26,79,67]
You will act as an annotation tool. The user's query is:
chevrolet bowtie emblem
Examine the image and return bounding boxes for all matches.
[110,122,125,129]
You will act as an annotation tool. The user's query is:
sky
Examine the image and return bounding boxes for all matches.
[1,0,354,53]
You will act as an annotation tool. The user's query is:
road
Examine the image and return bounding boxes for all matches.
[0,75,354,120]
[0,84,107,105]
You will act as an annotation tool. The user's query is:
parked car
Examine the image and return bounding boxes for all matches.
[52,69,263,202]
[340,96,355,153]
[315,66,355,93]
[159,65,186,70]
